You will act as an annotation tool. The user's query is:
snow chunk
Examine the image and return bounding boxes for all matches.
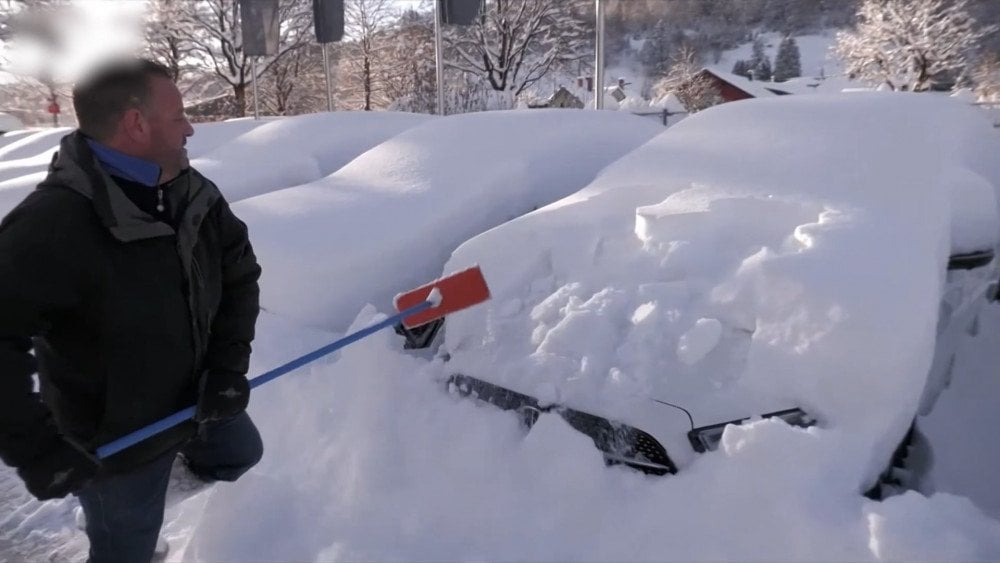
[677,318,723,365]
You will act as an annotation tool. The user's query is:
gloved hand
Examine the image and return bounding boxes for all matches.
[195,370,250,422]
[16,436,99,501]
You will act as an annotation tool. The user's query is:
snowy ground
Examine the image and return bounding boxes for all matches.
[2,94,1000,561]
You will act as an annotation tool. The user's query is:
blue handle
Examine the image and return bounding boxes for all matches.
[96,300,433,459]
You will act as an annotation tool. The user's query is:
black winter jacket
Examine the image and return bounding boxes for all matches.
[0,132,261,474]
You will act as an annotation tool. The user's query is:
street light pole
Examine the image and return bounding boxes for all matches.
[434,0,446,115]
[251,57,260,119]
[323,43,333,112]
[594,0,605,110]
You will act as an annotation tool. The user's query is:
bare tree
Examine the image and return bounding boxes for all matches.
[167,0,315,117]
[341,0,396,110]
[835,0,996,91]
[261,43,326,114]
[448,0,590,99]
[145,0,197,81]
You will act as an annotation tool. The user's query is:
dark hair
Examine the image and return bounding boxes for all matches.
[72,58,173,141]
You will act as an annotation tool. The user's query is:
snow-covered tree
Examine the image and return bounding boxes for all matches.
[835,0,996,92]
[144,0,197,82]
[748,37,772,81]
[972,52,1000,100]
[380,9,436,113]
[773,36,802,82]
[448,0,590,99]
[163,0,315,117]
[651,44,721,112]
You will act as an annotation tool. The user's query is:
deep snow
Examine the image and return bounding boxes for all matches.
[1,95,1000,561]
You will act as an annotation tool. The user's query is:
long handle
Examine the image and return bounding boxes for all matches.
[96,300,433,459]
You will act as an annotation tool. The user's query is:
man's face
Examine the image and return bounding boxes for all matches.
[138,75,194,183]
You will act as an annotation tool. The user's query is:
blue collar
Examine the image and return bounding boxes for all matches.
[86,139,161,187]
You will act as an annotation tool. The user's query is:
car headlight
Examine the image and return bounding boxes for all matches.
[687,408,815,453]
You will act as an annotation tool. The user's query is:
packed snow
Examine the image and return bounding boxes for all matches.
[2,94,1000,562]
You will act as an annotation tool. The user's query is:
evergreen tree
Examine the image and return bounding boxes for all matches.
[773,36,802,82]
[640,19,675,80]
[731,59,750,77]
[748,37,772,81]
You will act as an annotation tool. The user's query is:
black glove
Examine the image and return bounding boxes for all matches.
[16,436,99,501]
[195,370,250,422]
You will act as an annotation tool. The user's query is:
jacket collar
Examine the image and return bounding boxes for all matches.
[45,131,218,243]
[85,138,161,187]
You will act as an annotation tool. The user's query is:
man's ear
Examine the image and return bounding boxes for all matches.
[121,108,148,143]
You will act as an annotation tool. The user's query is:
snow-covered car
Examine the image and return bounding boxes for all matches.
[236,109,663,333]
[429,94,1000,498]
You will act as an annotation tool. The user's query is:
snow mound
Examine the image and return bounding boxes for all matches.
[238,109,663,331]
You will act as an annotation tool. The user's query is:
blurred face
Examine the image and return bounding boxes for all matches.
[119,75,194,184]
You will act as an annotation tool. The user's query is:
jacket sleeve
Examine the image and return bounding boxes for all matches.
[0,192,88,467]
[204,197,261,377]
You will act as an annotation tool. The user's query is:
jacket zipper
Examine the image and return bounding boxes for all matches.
[156,187,165,213]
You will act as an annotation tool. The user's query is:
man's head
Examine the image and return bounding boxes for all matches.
[73,58,194,184]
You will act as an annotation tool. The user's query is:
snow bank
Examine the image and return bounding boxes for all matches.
[238,109,663,331]
[0,127,71,162]
[0,129,35,151]
[193,112,432,202]
[184,118,274,158]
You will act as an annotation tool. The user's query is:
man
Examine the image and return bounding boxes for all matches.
[0,58,263,562]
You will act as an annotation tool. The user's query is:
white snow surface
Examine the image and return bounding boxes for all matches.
[192,111,432,202]
[2,96,1000,562]
[239,109,662,331]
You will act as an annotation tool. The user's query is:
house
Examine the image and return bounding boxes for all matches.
[528,86,585,109]
[691,68,793,103]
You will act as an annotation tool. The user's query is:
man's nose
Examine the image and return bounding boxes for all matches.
[184,119,194,137]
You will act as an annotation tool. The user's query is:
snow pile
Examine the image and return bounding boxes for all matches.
[183,118,273,158]
[193,112,432,202]
[238,109,663,331]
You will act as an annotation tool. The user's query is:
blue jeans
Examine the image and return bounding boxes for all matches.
[76,413,263,563]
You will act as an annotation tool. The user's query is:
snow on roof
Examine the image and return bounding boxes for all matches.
[698,68,793,98]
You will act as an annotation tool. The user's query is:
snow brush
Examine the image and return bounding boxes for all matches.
[96,266,491,460]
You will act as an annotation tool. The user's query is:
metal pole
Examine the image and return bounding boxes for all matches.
[594,0,605,110]
[323,43,333,112]
[434,0,445,115]
[251,57,260,119]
